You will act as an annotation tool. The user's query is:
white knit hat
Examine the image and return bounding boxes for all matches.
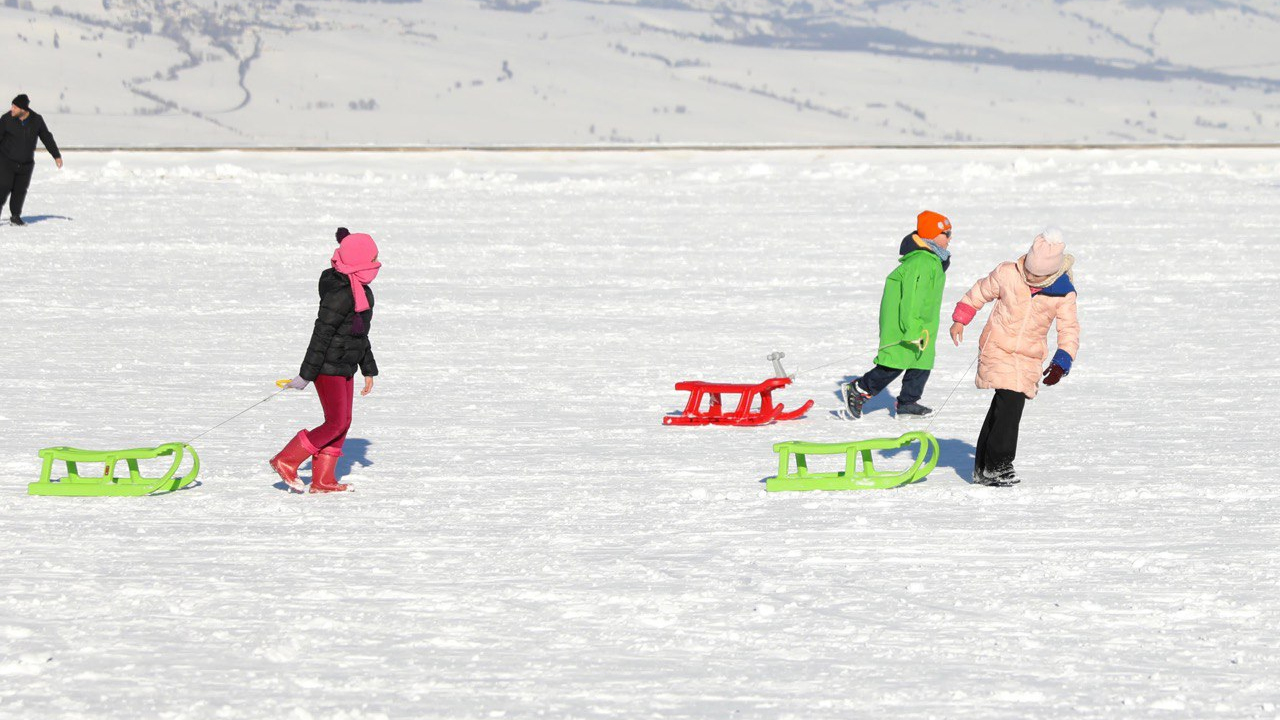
[1025,227,1066,276]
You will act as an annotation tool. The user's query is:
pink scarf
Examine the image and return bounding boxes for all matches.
[331,233,381,313]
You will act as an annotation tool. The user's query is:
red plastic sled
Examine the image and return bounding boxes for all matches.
[663,377,814,426]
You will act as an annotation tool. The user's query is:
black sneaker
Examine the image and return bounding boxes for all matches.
[843,379,872,419]
[9,216,24,226]
[895,401,933,417]
[973,466,1019,487]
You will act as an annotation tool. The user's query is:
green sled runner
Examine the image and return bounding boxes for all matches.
[29,443,200,496]
[767,431,939,491]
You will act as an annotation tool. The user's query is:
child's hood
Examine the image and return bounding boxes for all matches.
[899,233,950,272]
[319,267,346,296]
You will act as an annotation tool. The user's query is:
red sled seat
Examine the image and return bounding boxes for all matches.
[663,377,814,426]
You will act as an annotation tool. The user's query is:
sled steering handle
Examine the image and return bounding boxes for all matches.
[767,351,792,379]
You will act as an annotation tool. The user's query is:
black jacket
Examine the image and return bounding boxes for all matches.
[299,268,378,381]
[0,111,60,164]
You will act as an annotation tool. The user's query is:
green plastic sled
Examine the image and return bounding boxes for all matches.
[29,443,200,496]
[766,431,939,492]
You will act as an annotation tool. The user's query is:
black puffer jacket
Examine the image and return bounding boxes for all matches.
[299,268,378,380]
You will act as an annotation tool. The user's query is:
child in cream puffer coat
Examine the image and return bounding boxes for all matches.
[948,229,1080,486]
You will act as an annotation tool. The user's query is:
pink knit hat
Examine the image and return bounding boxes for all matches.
[1024,228,1065,276]
[331,233,381,313]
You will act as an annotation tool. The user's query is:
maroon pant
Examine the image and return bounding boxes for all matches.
[304,375,353,454]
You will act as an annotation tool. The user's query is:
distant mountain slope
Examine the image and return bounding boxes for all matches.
[4,0,1278,145]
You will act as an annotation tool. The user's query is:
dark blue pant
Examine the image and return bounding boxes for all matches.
[856,364,930,405]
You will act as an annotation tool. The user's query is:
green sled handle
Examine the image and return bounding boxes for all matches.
[767,431,940,492]
[29,443,200,497]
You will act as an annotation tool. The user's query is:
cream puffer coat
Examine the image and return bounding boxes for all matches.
[953,257,1080,399]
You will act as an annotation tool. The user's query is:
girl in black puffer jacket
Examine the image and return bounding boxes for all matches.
[270,229,381,493]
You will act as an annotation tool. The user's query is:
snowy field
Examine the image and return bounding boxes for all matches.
[7,0,1280,145]
[1,148,1279,718]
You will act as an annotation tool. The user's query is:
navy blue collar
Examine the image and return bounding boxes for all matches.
[1035,272,1075,297]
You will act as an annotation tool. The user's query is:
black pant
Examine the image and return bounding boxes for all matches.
[0,158,35,218]
[974,389,1027,476]
[857,364,931,405]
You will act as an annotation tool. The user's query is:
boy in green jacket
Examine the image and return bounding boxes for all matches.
[843,211,952,418]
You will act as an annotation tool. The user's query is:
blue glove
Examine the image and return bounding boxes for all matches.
[286,376,310,390]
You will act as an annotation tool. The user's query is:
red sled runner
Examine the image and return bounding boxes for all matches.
[663,377,814,427]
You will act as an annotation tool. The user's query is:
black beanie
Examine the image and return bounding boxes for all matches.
[12,94,29,111]
[335,227,350,243]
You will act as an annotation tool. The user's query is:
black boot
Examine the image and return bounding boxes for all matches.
[895,401,933,417]
[9,216,24,226]
[973,465,1019,487]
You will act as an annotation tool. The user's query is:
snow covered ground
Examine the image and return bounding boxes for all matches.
[5,0,1280,146]
[1,148,1279,718]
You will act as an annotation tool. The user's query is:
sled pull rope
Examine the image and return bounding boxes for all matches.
[187,386,288,444]
[792,341,906,377]
[923,338,987,434]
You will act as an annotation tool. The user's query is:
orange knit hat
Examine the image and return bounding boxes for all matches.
[916,211,951,240]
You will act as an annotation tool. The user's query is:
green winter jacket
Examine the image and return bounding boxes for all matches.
[874,247,947,370]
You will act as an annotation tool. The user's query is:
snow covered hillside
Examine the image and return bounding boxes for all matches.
[3,0,1280,146]
[1,148,1278,718]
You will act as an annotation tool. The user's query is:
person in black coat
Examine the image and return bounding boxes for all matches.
[0,94,62,226]
[270,229,382,493]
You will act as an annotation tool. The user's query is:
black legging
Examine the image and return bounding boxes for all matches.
[974,389,1027,476]
[0,158,35,218]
